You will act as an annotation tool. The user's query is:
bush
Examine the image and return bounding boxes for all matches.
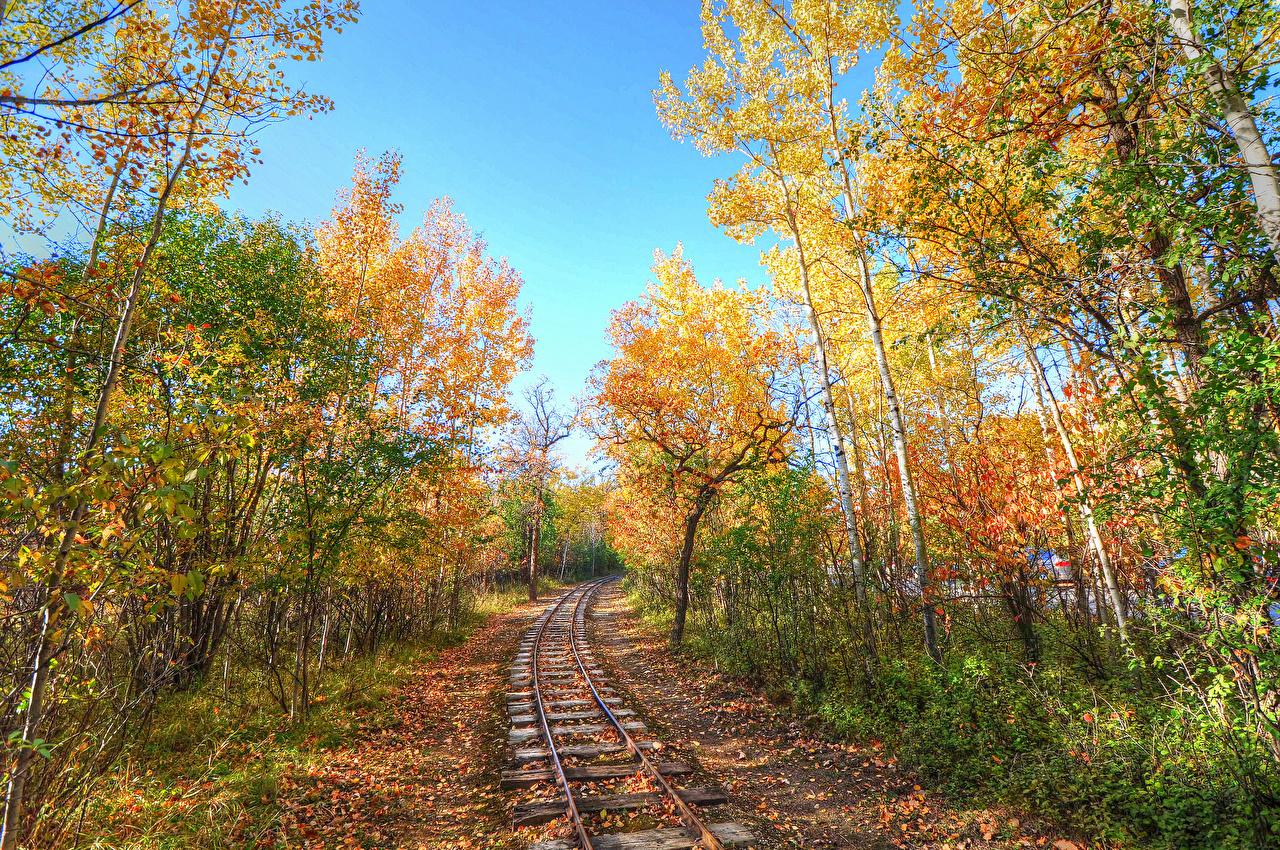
[811,645,1280,848]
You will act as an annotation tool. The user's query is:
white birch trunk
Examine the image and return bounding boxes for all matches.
[767,146,869,606]
[1024,347,1131,642]
[1169,0,1280,260]
[850,246,941,662]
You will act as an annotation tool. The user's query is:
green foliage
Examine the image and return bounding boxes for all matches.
[633,464,1280,849]
[814,644,1280,849]
[0,205,511,843]
[73,639,432,849]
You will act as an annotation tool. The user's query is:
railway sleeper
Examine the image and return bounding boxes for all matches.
[506,670,601,686]
[510,709,636,725]
[510,672,604,684]
[509,721,646,745]
[508,698,623,712]
[507,688,615,701]
[515,689,616,702]
[527,821,757,850]
[500,761,693,789]
[512,785,727,827]
[515,655,595,663]
[512,667,604,675]
[512,741,659,762]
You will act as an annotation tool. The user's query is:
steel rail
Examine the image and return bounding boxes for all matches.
[530,582,599,850]
[569,577,726,850]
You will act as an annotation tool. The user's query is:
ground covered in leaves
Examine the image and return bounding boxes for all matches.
[265,598,545,850]
[88,584,1094,850]
[258,583,1088,850]
[589,584,1090,850]
[75,591,548,850]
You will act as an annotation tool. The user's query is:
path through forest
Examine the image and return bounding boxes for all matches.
[588,585,1062,850]
[276,586,1072,849]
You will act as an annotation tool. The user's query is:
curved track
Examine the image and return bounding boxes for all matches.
[504,578,754,850]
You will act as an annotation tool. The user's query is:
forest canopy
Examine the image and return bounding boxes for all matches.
[3,0,1280,848]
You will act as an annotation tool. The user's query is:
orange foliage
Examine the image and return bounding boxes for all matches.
[317,151,533,443]
[591,246,798,582]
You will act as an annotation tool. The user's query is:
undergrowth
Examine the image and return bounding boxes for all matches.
[57,582,547,849]
[625,582,1280,850]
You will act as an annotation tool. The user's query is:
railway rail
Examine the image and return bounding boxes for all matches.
[504,577,755,850]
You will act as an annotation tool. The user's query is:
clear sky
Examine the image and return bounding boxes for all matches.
[221,0,775,466]
[222,0,804,467]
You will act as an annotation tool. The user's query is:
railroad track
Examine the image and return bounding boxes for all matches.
[504,577,755,850]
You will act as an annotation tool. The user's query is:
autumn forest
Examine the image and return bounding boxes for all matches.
[2,1,1279,848]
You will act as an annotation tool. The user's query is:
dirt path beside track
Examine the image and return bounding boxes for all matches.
[588,584,1066,850]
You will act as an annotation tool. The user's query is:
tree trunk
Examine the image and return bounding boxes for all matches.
[1001,575,1041,663]
[1024,346,1131,642]
[316,590,332,677]
[54,164,124,482]
[448,556,465,629]
[671,496,710,648]
[528,495,543,602]
[1,608,54,849]
[1026,352,1092,627]
[850,247,940,662]
[1168,0,1280,262]
[843,389,873,564]
[768,143,869,607]
[797,355,820,462]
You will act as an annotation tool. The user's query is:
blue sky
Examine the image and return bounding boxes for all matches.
[222,0,839,467]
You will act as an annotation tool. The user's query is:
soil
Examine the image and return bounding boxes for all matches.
[273,595,545,850]
[587,583,1074,850]
[279,584,1082,850]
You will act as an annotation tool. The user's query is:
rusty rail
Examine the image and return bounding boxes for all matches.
[529,580,609,849]
[567,577,726,850]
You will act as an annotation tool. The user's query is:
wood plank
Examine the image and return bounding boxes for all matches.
[508,698,622,712]
[528,821,755,850]
[528,688,615,700]
[512,741,658,762]
[512,656,573,664]
[509,674,605,684]
[509,686,614,700]
[508,721,645,744]
[591,823,756,850]
[513,786,725,827]
[510,709,634,725]
[500,761,692,789]
[511,712,598,726]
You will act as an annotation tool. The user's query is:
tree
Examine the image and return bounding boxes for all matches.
[0,3,357,843]
[505,379,573,601]
[658,0,944,659]
[591,247,797,646]
[1166,0,1280,261]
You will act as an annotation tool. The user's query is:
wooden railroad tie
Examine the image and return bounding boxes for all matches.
[512,741,660,762]
[513,785,727,827]
[527,821,757,849]
[500,760,694,789]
